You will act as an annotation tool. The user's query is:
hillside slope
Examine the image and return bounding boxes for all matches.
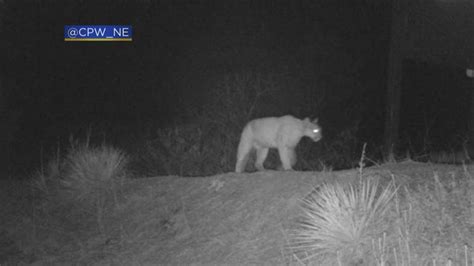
[102,161,462,264]
[2,161,472,265]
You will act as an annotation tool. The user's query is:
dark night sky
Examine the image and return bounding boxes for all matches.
[1,0,471,175]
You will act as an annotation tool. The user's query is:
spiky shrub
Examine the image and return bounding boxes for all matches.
[292,178,398,265]
[61,144,128,208]
[30,156,62,203]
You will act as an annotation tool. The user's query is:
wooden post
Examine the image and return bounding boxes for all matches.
[468,68,474,229]
[467,69,474,155]
[384,0,407,160]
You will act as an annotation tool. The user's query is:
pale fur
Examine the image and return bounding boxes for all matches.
[235,115,322,173]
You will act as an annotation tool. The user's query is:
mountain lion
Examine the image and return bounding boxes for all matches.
[235,115,322,173]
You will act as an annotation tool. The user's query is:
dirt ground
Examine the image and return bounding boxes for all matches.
[1,160,471,265]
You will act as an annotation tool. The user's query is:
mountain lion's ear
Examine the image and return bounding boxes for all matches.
[304,117,310,122]
[312,118,319,124]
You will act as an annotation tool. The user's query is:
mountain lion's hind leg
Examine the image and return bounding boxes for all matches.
[278,146,294,171]
[289,148,297,167]
[235,141,252,173]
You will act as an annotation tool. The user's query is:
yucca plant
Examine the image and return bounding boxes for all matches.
[292,178,398,265]
[61,144,128,205]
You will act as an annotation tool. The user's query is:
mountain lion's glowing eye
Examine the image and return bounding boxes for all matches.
[313,129,319,133]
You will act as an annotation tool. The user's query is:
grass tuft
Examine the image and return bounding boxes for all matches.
[292,177,398,265]
[60,143,128,207]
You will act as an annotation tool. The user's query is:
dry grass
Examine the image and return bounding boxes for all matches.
[429,149,471,164]
[390,166,474,265]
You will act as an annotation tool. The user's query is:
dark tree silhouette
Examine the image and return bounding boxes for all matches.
[384,0,407,159]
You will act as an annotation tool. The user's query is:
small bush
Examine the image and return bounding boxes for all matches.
[26,141,130,256]
[135,122,236,176]
[292,177,398,265]
[60,144,128,207]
